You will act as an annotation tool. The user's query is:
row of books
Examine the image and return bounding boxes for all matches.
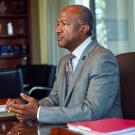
[0,44,27,56]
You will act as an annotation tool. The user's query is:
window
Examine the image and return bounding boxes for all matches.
[74,0,90,7]
[75,0,135,55]
[95,0,107,48]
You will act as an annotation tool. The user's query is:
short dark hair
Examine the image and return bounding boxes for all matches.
[79,5,94,36]
[63,5,94,36]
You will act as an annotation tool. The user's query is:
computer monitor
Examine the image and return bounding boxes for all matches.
[0,69,24,98]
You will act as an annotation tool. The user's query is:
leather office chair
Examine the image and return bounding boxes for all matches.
[17,64,56,100]
[116,52,135,119]
[0,69,24,99]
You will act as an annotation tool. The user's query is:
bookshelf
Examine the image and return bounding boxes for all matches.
[0,0,31,69]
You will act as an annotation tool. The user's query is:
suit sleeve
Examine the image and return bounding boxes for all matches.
[38,52,120,124]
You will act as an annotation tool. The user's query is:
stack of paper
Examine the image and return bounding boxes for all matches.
[0,105,6,112]
[67,118,135,135]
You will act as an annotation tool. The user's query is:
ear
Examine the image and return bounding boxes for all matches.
[80,25,89,35]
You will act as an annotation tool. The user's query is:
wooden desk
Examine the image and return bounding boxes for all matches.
[0,99,80,135]
[0,119,80,135]
[0,99,7,105]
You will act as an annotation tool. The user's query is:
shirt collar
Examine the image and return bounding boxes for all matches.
[72,36,92,59]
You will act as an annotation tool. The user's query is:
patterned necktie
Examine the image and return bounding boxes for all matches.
[65,54,75,95]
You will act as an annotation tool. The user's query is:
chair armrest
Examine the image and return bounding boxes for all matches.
[28,86,52,95]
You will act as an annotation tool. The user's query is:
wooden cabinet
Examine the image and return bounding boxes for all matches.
[0,0,31,69]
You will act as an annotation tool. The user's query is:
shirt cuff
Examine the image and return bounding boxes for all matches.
[37,106,41,120]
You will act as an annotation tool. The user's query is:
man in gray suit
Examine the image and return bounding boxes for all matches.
[7,5,122,124]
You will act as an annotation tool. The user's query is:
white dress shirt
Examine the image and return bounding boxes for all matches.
[72,36,92,72]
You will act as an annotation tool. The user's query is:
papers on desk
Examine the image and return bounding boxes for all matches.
[0,105,15,119]
[67,118,135,135]
[0,105,6,112]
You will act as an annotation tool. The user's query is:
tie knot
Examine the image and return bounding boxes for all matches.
[68,54,75,60]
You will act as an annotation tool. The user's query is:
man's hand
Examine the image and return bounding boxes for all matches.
[6,93,39,121]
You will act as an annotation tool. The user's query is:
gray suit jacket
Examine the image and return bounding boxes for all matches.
[38,40,122,124]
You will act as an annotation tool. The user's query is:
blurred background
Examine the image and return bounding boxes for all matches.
[0,0,134,67]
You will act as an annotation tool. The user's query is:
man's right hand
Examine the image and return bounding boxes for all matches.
[6,93,39,121]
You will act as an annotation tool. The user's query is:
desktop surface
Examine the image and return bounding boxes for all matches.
[0,119,80,135]
[0,99,80,135]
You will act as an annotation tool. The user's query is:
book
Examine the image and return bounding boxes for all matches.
[67,118,135,135]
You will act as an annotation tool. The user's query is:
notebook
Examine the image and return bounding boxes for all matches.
[67,118,135,135]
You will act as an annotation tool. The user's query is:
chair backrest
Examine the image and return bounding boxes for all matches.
[116,52,135,119]
[0,69,24,98]
[17,64,56,88]
[28,64,56,88]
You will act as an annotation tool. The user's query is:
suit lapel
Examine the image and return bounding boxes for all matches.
[58,57,68,105]
[64,40,98,105]
[61,70,66,105]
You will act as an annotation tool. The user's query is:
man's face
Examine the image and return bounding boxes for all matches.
[56,8,83,51]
